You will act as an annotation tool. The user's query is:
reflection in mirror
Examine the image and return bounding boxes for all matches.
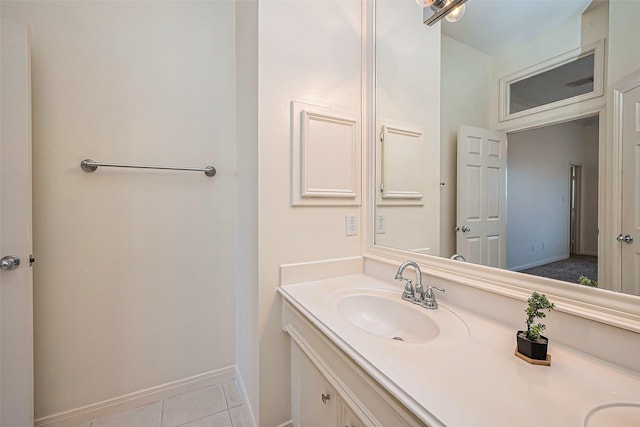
[504,116,599,281]
[509,53,595,115]
[374,0,640,296]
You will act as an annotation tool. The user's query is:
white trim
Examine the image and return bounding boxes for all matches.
[301,110,359,199]
[280,256,363,286]
[509,254,569,272]
[499,40,605,122]
[378,122,425,204]
[290,101,362,206]
[233,366,258,427]
[362,0,376,260]
[34,367,236,427]
[363,250,640,332]
[579,250,598,257]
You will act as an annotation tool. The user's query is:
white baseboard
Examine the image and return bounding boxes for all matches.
[509,254,568,272]
[35,366,236,427]
[233,366,258,427]
[577,250,598,257]
[274,421,294,427]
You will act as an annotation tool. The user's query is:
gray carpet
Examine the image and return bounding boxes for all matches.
[520,255,598,284]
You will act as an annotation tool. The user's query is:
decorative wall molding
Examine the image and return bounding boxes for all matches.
[291,101,361,206]
[376,121,427,206]
[381,124,424,200]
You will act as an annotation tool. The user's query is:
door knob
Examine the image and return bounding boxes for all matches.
[0,256,21,271]
[456,226,470,232]
[617,234,634,244]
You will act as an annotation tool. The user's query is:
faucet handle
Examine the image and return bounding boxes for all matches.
[422,285,445,309]
[401,279,414,301]
[428,285,445,295]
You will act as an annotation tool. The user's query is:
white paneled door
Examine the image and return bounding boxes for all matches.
[457,125,508,269]
[621,82,640,295]
[1,18,34,426]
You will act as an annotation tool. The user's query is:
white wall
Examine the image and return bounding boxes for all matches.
[1,1,237,418]
[507,119,599,271]
[375,0,441,255]
[258,1,363,425]
[490,15,584,130]
[607,0,640,86]
[440,35,492,257]
[235,0,259,423]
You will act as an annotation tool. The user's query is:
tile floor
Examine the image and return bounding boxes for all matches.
[84,379,251,427]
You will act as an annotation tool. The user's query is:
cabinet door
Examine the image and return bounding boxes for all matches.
[339,399,366,427]
[292,342,338,427]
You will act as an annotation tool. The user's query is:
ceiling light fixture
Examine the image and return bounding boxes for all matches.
[417,0,469,26]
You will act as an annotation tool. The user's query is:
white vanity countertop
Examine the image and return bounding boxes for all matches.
[279,274,640,427]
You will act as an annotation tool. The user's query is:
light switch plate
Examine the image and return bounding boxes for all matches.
[375,214,386,234]
[345,214,358,236]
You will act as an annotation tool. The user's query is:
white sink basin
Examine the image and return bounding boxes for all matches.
[333,289,468,344]
[337,294,439,343]
[584,403,640,427]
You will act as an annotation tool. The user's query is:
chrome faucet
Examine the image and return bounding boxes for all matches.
[395,261,424,303]
[422,285,445,310]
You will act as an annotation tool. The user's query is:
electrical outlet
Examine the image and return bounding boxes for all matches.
[345,214,358,236]
[375,214,386,234]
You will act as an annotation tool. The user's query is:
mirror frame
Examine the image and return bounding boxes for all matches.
[361,0,640,333]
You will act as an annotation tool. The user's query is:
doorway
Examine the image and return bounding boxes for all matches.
[508,115,599,284]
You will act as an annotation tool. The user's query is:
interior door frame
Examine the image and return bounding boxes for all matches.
[610,70,640,292]
[493,108,605,285]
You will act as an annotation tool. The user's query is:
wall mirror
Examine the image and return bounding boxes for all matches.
[372,0,640,300]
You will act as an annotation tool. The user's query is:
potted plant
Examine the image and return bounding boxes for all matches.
[579,275,598,288]
[516,292,555,363]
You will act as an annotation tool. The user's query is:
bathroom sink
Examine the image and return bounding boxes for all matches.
[337,294,439,343]
[584,403,640,427]
[334,290,468,344]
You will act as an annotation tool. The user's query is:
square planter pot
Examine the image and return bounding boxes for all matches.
[516,331,548,360]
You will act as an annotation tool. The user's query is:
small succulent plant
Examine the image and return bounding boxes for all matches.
[579,276,598,288]
[524,292,555,342]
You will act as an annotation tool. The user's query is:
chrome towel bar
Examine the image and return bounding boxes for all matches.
[80,159,216,177]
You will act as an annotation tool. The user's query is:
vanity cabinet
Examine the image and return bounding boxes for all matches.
[339,400,365,427]
[291,341,338,425]
[283,300,428,427]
